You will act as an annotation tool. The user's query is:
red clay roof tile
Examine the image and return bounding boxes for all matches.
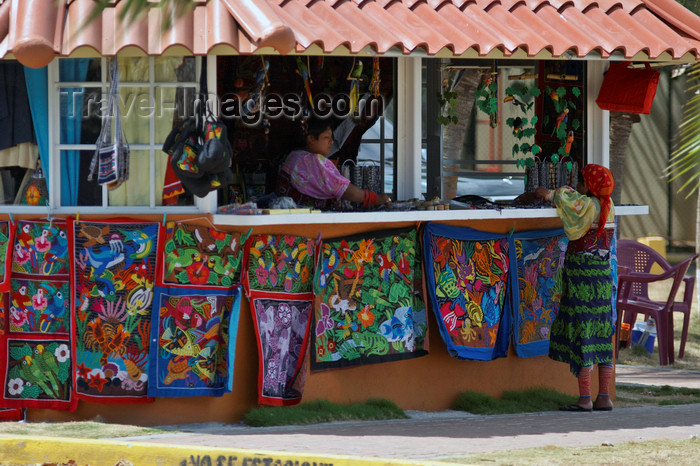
[0,0,697,68]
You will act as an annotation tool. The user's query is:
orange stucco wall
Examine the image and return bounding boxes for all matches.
[10,214,614,426]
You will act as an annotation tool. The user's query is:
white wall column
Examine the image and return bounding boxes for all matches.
[396,57,422,200]
[586,61,610,167]
[199,55,219,213]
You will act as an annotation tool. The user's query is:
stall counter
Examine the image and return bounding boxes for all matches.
[213,205,648,226]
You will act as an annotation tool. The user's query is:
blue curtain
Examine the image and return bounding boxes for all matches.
[23,66,49,191]
[59,59,90,206]
[24,60,90,206]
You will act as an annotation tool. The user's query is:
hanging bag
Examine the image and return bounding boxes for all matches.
[595,62,660,114]
[89,58,130,188]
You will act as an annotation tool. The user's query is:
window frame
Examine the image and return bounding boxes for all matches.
[424,59,588,201]
[47,56,214,214]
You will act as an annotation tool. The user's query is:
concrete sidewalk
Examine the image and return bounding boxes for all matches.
[615,364,700,388]
[3,365,700,465]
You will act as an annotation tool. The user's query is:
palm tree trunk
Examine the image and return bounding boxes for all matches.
[609,112,641,205]
[442,69,483,199]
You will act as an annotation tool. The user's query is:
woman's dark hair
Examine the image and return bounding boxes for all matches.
[293,116,333,149]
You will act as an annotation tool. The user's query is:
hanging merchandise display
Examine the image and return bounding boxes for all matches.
[369,57,381,98]
[504,77,541,168]
[423,224,512,361]
[242,234,316,406]
[347,57,364,115]
[69,219,160,404]
[18,163,49,206]
[596,62,660,114]
[164,58,235,198]
[311,228,428,370]
[88,58,129,190]
[511,229,568,357]
[296,56,314,110]
[475,64,499,128]
[1,220,76,411]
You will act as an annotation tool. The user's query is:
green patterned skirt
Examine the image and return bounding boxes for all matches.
[548,251,614,376]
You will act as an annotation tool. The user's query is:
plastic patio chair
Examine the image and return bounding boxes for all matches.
[616,239,698,365]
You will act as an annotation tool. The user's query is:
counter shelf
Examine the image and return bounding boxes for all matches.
[212,204,648,226]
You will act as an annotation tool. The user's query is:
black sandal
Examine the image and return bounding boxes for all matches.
[559,403,592,412]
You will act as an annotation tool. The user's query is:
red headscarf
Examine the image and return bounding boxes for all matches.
[581,164,614,236]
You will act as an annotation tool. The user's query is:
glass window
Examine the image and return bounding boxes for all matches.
[357,97,396,196]
[427,60,586,201]
[55,57,199,208]
[215,56,396,207]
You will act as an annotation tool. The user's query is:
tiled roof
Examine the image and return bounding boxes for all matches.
[1,0,698,68]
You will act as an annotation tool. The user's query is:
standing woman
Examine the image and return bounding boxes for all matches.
[534,164,615,412]
[276,116,390,210]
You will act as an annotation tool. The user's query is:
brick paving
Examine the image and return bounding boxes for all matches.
[122,366,700,461]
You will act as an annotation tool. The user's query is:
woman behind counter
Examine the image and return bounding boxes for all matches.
[276,117,391,210]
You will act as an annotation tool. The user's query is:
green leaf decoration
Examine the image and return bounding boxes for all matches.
[520,143,531,152]
[164,240,176,254]
[506,117,515,126]
[354,333,390,356]
[530,88,541,98]
[566,161,573,171]
[531,145,541,155]
[558,146,566,156]
[10,344,32,360]
[23,384,42,399]
[543,115,550,126]
[525,157,535,167]
[551,154,560,163]
[337,340,361,360]
[174,228,196,247]
[556,86,567,98]
[58,361,70,384]
[572,119,580,131]
[176,270,190,283]
[513,144,520,156]
[571,87,581,97]
[531,115,538,125]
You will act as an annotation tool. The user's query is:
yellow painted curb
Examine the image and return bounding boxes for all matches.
[0,435,454,466]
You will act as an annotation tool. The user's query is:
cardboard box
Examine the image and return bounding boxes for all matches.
[631,329,655,354]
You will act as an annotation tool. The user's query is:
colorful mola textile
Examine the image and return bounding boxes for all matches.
[423,223,514,361]
[312,227,428,370]
[243,234,317,405]
[70,219,160,404]
[512,229,568,358]
[0,220,14,291]
[158,222,250,288]
[0,220,75,411]
[9,220,71,335]
[243,234,317,294]
[248,291,312,405]
[148,286,241,397]
[0,407,22,421]
[0,334,76,410]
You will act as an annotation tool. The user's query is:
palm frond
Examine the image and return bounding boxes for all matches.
[666,62,700,198]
